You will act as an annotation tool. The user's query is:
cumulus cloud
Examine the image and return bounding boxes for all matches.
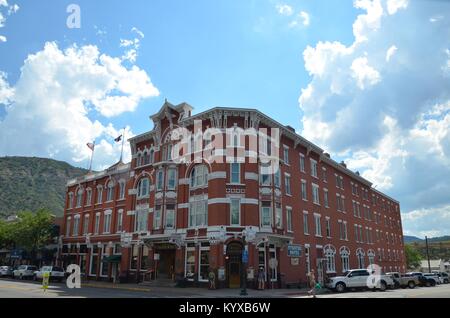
[120,27,145,63]
[0,42,159,169]
[298,0,450,236]
[276,4,293,16]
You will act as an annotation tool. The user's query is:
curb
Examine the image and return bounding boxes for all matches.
[81,283,151,293]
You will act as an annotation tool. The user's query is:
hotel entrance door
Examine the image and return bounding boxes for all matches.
[226,242,243,289]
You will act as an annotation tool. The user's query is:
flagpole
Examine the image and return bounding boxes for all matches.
[89,141,96,172]
[120,127,126,162]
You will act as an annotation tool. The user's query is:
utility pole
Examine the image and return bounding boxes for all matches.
[425,236,431,273]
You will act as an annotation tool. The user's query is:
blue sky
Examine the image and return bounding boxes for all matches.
[0,0,449,237]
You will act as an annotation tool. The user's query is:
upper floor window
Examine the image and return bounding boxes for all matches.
[137,178,150,198]
[96,186,103,204]
[322,167,328,182]
[286,207,293,232]
[190,165,209,188]
[116,209,123,232]
[312,184,320,205]
[283,146,289,165]
[230,199,240,226]
[68,192,74,209]
[65,217,71,236]
[189,198,208,227]
[94,213,100,234]
[259,164,272,186]
[166,205,176,229]
[83,215,89,235]
[299,154,306,172]
[156,170,164,191]
[153,206,162,230]
[275,202,282,229]
[86,188,92,206]
[135,209,148,232]
[106,181,115,202]
[230,163,240,184]
[274,168,281,188]
[301,180,308,201]
[73,215,80,236]
[118,181,126,200]
[167,169,177,190]
[76,189,83,207]
[103,211,111,233]
[310,159,318,178]
[261,201,272,228]
[284,173,292,195]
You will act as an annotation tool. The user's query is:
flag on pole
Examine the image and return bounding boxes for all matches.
[87,142,95,151]
[114,135,123,143]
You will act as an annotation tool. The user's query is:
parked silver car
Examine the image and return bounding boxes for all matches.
[0,266,13,277]
[12,265,38,280]
[33,266,65,282]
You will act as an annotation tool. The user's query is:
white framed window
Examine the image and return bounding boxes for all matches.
[303,211,309,235]
[137,178,150,198]
[286,207,293,232]
[230,199,241,226]
[322,167,327,182]
[73,216,80,236]
[156,170,164,191]
[230,163,240,184]
[189,198,208,227]
[68,193,74,209]
[274,168,281,188]
[284,173,291,195]
[259,164,272,186]
[340,247,350,273]
[324,189,329,208]
[94,213,100,234]
[325,217,331,238]
[116,209,123,232]
[305,246,311,274]
[275,202,282,229]
[299,154,306,172]
[314,213,322,237]
[343,221,348,240]
[167,169,177,190]
[261,201,272,227]
[324,245,336,273]
[83,215,89,235]
[310,159,318,178]
[283,146,289,165]
[96,186,103,204]
[135,209,148,232]
[106,181,114,202]
[103,211,111,233]
[118,181,126,200]
[165,205,175,229]
[153,206,162,229]
[86,189,92,206]
[76,189,83,207]
[190,165,209,188]
[301,180,307,201]
[354,224,359,242]
[356,249,365,269]
[312,183,320,205]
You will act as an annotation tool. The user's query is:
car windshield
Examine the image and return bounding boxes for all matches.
[41,266,52,272]
[343,271,350,277]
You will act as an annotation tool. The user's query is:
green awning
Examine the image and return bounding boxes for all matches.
[102,255,122,263]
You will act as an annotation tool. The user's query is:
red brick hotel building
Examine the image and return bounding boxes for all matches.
[60,101,406,288]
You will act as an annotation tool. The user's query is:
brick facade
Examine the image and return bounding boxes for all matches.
[60,101,406,288]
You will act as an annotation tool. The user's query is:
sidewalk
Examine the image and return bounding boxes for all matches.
[80,280,330,297]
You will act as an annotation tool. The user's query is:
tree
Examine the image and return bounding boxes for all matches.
[405,244,422,269]
[12,209,54,260]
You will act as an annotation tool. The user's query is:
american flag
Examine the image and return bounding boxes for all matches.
[86,142,95,151]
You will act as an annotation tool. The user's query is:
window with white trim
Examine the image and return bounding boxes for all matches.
[199,244,211,282]
[191,165,209,188]
[68,192,74,209]
[325,217,331,238]
[324,245,336,273]
[137,178,150,198]
[83,214,89,235]
[274,168,281,188]
[106,181,114,202]
[322,167,328,182]
[261,201,272,227]
[76,189,83,207]
[189,198,208,227]
[357,249,365,269]
[103,211,111,233]
[275,202,282,229]
[118,181,125,200]
[230,199,240,226]
[156,170,164,191]
[301,180,307,201]
[284,173,291,195]
[167,168,177,190]
[283,146,289,165]
[185,245,196,280]
[299,154,305,172]
[230,163,240,184]
[117,209,123,232]
[312,184,320,205]
[310,159,318,178]
[96,186,103,204]
[94,213,100,234]
[86,189,92,206]
[73,216,79,236]
[340,247,350,273]
[303,212,309,235]
[165,205,175,229]
[153,206,162,229]
[324,189,329,208]
[286,207,293,232]
[135,209,148,232]
[314,214,322,237]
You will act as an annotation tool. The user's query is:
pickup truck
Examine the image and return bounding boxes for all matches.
[326,269,395,293]
[386,272,419,289]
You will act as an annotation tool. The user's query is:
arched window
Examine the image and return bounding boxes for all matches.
[324,244,336,273]
[76,189,83,207]
[68,192,74,209]
[367,249,375,266]
[190,165,208,188]
[356,248,365,269]
[137,178,150,198]
[340,246,350,273]
[149,149,155,164]
[143,150,150,165]
[106,181,115,202]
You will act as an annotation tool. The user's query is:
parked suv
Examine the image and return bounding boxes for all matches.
[12,265,38,280]
[326,269,395,293]
[423,273,441,285]
[386,272,419,289]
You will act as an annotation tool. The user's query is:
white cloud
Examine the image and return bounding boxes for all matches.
[120,27,145,63]
[0,1,18,42]
[299,0,450,236]
[0,35,5,42]
[288,11,310,28]
[0,42,159,169]
[299,11,310,26]
[131,27,145,39]
[402,205,450,237]
[276,4,293,16]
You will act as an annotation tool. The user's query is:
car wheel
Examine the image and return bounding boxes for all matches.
[408,281,415,289]
[335,282,346,293]
[379,281,387,292]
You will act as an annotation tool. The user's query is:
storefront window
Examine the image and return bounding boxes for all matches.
[89,247,98,276]
[140,246,150,270]
[199,247,210,282]
[130,245,139,270]
[185,247,196,280]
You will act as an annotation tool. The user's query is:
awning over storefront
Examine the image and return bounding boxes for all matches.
[102,255,121,263]
[254,233,293,247]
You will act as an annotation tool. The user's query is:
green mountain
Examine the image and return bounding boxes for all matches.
[0,156,88,217]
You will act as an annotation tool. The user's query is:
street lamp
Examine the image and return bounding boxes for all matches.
[240,231,248,296]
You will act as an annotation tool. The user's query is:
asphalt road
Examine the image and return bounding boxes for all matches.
[0,278,449,298]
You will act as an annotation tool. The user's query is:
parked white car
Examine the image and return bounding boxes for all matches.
[33,266,65,283]
[12,265,38,280]
[0,266,13,277]
[326,269,395,293]
[423,273,442,285]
